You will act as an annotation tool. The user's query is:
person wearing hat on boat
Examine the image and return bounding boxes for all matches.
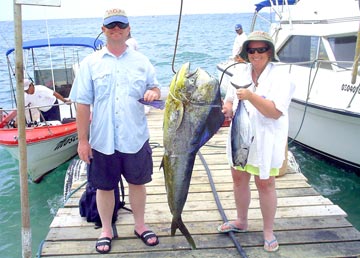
[126,32,138,51]
[69,7,160,254]
[232,23,247,62]
[24,78,71,122]
[218,31,296,252]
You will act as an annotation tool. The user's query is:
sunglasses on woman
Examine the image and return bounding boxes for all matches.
[104,22,129,29]
[246,46,270,54]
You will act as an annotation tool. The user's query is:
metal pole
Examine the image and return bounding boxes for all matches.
[351,2,360,84]
[14,1,32,257]
[351,23,360,84]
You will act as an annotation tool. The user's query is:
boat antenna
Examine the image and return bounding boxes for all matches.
[351,1,360,84]
[171,0,184,74]
[94,31,103,50]
[44,18,56,91]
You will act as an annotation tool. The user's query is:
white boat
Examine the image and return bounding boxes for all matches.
[0,37,103,182]
[217,0,360,169]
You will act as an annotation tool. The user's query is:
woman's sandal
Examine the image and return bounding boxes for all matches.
[217,221,247,233]
[264,237,279,252]
[134,230,159,246]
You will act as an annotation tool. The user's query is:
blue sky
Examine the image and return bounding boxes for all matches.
[1,0,258,21]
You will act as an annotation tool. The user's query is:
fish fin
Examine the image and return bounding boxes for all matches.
[190,102,225,153]
[163,98,184,135]
[171,217,197,250]
[159,157,164,171]
[174,102,184,131]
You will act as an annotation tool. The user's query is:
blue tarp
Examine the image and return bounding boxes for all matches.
[255,0,297,12]
[6,37,103,56]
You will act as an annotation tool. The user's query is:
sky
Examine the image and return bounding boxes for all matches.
[0,0,259,21]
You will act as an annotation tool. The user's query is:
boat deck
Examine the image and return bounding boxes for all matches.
[40,109,360,257]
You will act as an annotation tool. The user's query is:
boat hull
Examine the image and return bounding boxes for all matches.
[289,99,360,168]
[0,122,78,182]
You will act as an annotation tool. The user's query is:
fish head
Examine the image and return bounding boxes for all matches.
[186,69,220,106]
[168,62,221,105]
[168,62,191,102]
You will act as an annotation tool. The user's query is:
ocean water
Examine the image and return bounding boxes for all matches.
[0,13,359,257]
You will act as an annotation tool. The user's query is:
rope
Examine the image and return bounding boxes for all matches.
[287,59,319,144]
[171,0,184,74]
[198,151,248,258]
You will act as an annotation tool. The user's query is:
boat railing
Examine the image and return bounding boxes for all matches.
[0,101,76,129]
[278,59,355,70]
[251,0,296,32]
[277,59,359,108]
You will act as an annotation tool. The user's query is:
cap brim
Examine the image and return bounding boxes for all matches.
[103,16,129,25]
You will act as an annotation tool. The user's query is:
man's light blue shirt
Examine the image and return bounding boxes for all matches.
[70,47,159,154]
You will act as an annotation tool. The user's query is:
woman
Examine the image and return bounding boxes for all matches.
[217,31,295,252]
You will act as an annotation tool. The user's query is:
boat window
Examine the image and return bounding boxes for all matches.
[277,35,331,68]
[34,68,74,97]
[328,36,356,68]
[318,39,333,70]
[278,36,317,66]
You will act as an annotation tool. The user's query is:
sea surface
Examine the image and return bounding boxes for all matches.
[0,13,359,257]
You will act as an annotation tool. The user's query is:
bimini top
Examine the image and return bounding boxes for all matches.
[255,0,297,12]
[6,37,104,56]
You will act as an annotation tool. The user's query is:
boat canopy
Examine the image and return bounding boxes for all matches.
[255,0,297,12]
[6,37,103,56]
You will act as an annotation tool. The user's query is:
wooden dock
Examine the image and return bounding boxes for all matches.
[40,109,360,257]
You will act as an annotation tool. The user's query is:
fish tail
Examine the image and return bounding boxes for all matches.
[160,157,164,170]
[171,216,197,249]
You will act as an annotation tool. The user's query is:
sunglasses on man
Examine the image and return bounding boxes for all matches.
[104,22,129,29]
[246,46,270,54]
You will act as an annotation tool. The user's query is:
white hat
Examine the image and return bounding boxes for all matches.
[239,31,280,62]
[24,79,32,90]
[103,8,129,26]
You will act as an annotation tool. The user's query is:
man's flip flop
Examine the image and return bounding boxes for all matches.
[134,230,159,246]
[264,237,279,252]
[217,222,247,233]
[95,237,112,254]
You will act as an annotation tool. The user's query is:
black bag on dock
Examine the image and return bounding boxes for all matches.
[79,178,131,228]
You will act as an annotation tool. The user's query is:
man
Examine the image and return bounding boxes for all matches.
[232,23,247,62]
[24,79,70,122]
[70,8,160,254]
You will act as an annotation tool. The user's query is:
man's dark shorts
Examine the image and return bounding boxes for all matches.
[87,140,153,190]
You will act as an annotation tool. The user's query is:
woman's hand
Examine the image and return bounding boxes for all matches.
[222,101,233,120]
[236,89,253,100]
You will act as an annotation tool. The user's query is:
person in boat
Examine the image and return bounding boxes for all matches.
[23,79,71,122]
[232,23,247,62]
[69,7,160,254]
[126,32,138,50]
[218,31,296,252]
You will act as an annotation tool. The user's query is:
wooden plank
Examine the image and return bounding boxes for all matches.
[64,195,333,215]
[65,186,320,206]
[46,216,354,241]
[49,204,347,228]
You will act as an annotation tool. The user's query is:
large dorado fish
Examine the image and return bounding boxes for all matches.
[161,62,225,249]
